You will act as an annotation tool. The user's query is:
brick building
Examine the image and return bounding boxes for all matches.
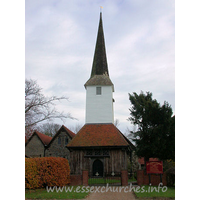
[25,125,75,159]
[45,125,76,159]
[25,131,52,157]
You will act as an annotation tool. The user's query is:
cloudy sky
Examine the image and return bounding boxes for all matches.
[25,0,175,134]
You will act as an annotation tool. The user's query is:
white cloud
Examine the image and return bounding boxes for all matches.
[25,0,175,133]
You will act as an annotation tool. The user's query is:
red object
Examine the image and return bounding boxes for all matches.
[67,124,130,147]
[146,161,163,174]
[138,157,159,165]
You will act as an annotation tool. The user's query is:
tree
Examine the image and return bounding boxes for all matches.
[128,91,175,162]
[68,123,83,134]
[25,79,74,137]
[36,123,61,137]
[114,119,120,127]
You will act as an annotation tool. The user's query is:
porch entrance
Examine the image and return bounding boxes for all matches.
[89,159,120,186]
[92,159,103,177]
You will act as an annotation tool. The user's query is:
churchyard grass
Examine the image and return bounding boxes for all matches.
[133,185,175,198]
[88,177,136,185]
[128,177,137,182]
[88,178,121,184]
[25,186,89,199]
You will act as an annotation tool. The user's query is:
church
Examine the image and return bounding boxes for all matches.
[67,12,134,177]
[25,11,171,187]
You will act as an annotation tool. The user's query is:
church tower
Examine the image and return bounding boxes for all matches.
[67,12,134,177]
[84,12,114,124]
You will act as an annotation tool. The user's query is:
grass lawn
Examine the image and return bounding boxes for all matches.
[25,186,89,199]
[88,177,136,185]
[133,185,175,198]
[128,177,137,182]
[88,178,121,185]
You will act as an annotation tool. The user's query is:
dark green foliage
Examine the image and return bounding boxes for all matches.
[128,91,175,161]
[166,167,175,186]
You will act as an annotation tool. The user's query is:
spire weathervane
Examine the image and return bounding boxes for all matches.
[100,6,103,13]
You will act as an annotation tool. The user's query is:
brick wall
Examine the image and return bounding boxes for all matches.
[121,170,128,186]
[70,170,88,186]
[137,170,167,186]
[82,170,89,186]
[70,174,82,186]
[70,170,129,186]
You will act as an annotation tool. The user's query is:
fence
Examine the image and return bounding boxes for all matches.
[88,172,121,186]
[70,170,128,186]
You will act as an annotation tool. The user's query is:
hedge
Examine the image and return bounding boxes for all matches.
[25,157,70,189]
[25,157,40,189]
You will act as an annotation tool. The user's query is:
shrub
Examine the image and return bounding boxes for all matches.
[25,158,40,189]
[166,167,175,186]
[25,157,70,189]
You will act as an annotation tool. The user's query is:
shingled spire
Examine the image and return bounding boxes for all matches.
[91,12,108,77]
[85,12,114,89]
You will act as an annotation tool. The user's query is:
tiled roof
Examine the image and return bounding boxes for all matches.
[35,131,52,145]
[26,131,52,146]
[84,75,114,88]
[67,123,130,148]
[62,125,76,138]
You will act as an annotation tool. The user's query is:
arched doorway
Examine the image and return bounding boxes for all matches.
[92,159,103,177]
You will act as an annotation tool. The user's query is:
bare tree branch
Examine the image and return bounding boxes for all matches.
[68,123,83,134]
[114,119,120,127]
[36,123,61,137]
[25,79,75,134]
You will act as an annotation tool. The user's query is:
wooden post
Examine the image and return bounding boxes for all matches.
[148,174,151,185]
[160,174,163,186]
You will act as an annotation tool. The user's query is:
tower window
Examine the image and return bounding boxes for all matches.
[96,87,101,95]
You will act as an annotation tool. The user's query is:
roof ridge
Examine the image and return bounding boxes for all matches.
[26,131,52,146]
[62,125,76,138]
[35,131,52,145]
[46,125,76,147]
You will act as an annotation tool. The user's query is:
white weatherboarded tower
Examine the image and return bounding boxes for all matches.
[84,12,114,124]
